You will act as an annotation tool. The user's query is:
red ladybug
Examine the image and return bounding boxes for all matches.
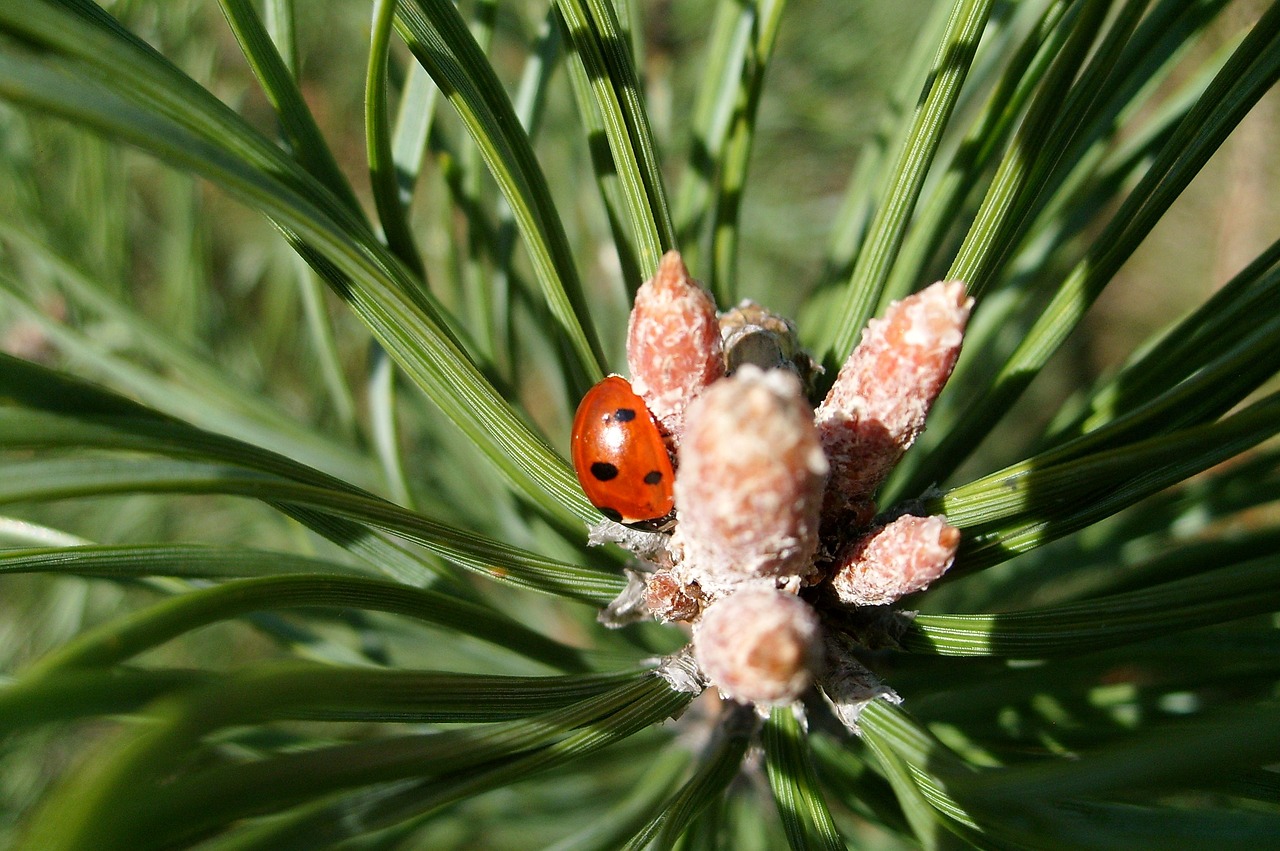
[571,375,675,526]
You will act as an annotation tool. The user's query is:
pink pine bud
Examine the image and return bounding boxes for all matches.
[693,587,822,705]
[675,366,828,586]
[827,514,960,607]
[816,280,972,528]
[627,250,724,438]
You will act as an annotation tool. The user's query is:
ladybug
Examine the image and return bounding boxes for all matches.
[571,375,675,527]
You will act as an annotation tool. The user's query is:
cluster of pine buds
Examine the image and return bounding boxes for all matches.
[595,250,972,715]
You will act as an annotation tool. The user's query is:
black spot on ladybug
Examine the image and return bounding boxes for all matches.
[613,407,637,422]
[590,462,619,481]
[599,506,623,523]
[643,470,663,485]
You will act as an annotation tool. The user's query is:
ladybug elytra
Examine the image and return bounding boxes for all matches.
[571,375,675,526]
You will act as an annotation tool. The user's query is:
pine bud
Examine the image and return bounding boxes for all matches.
[675,366,828,587]
[816,281,972,529]
[693,587,822,705]
[827,514,960,607]
[627,250,724,438]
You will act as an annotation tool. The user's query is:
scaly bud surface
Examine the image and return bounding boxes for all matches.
[827,514,960,606]
[675,366,828,589]
[627,250,724,439]
[644,568,704,622]
[816,280,972,530]
[693,587,822,705]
